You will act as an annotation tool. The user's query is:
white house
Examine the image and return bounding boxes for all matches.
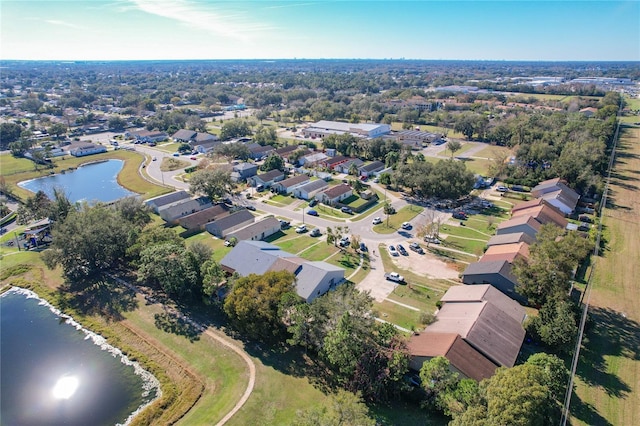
[294,180,329,200]
[302,120,390,140]
[317,183,353,205]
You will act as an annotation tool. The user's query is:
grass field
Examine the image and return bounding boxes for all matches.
[473,144,512,160]
[373,205,424,234]
[570,126,640,425]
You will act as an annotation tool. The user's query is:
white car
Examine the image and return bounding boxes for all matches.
[295,225,307,233]
[372,217,382,225]
[388,245,399,256]
[401,222,411,230]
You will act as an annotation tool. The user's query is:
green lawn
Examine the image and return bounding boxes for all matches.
[298,242,339,261]
[155,142,182,153]
[0,153,35,175]
[265,194,297,207]
[275,234,318,255]
[442,236,488,257]
[326,250,359,277]
[451,142,477,157]
[373,300,422,331]
[386,283,441,313]
[440,222,492,240]
[473,144,513,160]
[373,205,424,234]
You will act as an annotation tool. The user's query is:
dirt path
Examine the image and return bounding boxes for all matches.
[111,275,256,425]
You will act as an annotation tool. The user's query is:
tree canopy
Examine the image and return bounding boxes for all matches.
[189,167,235,201]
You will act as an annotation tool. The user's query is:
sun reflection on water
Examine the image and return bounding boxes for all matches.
[51,375,79,400]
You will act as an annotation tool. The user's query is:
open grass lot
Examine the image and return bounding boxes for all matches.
[386,283,441,313]
[440,222,492,240]
[0,153,35,175]
[457,157,493,175]
[472,144,512,160]
[155,142,182,153]
[623,96,640,111]
[1,150,169,202]
[374,300,422,331]
[451,142,477,157]
[379,246,453,293]
[264,194,297,207]
[426,246,478,271]
[373,205,424,234]
[571,127,640,425]
[443,236,488,257]
[326,249,360,277]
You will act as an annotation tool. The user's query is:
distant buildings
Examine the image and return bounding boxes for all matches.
[302,120,390,140]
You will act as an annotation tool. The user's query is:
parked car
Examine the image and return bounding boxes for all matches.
[578,223,591,232]
[310,228,321,237]
[172,152,180,157]
[279,220,290,229]
[397,244,408,256]
[307,209,318,216]
[373,177,379,183]
[359,242,367,252]
[409,242,424,254]
[296,225,307,233]
[256,184,265,192]
[496,185,509,192]
[341,206,353,214]
[309,199,318,207]
[453,211,468,220]
[152,156,157,161]
[372,217,382,225]
[578,215,593,223]
[424,236,441,245]
[401,222,412,230]
[388,245,399,256]
[339,236,350,247]
[384,272,405,283]
[245,205,256,211]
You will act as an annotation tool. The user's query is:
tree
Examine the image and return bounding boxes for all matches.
[292,390,375,426]
[224,270,300,341]
[220,119,251,140]
[42,204,135,279]
[513,224,591,305]
[260,154,284,172]
[253,126,277,145]
[0,122,23,149]
[48,123,67,139]
[189,167,235,201]
[527,296,578,353]
[420,356,460,411]
[213,142,250,161]
[108,116,127,131]
[446,140,462,158]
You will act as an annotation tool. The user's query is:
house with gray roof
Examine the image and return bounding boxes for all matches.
[220,241,345,302]
[358,161,385,177]
[395,130,443,149]
[158,196,212,223]
[69,143,107,157]
[205,210,255,238]
[439,284,526,324]
[496,215,542,239]
[145,190,191,213]
[294,179,329,200]
[486,232,536,247]
[531,178,580,214]
[178,204,230,231]
[272,174,310,194]
[172,129,197,142]
[336,158,364,174]
[302,120,390,139]
[227,216,281,242]
[231,162,258,182]
[248,169,285,188]
[461,260,524,302]
[317,183,353,205]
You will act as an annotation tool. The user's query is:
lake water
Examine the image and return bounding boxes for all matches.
[18,159,136,203]
[0,288,160,426]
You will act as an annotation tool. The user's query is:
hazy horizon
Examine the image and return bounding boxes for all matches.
[1,1,638,62]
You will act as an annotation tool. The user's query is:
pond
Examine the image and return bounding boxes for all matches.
[0,288,160,426]
[18,159,136,203]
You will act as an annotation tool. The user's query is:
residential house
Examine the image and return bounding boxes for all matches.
[317,183,353,205]
[322,155,349,170]
[272,175,310,194]
[227,216,281,242]
[69,143,107,157]
[336,158,364,175]
[158,196,212,223]
[480,242,530,264]
[461,260,524,302]
[127,129,168,143]
[220,241,345,302]
[407,333,498,381]
[247,169,285,188]
[145,190,191,213]
[190,134,221,154]
[294,179,329,200]
[231,162,258,182]
[274,144,299,159]
[178,204,230,231]
[248,143,275,160]
[511,204,568,229]
[300,152,329,167]
[302,120,390,139]
[358,161,385,177]
[423,296,525,367]
[579,107,598,118]
[172,129,197,142]
[496,215,542,239]
[205,210,255,238]
[531,178,580,215]
[486,232,536,247]
[440,284,526,323]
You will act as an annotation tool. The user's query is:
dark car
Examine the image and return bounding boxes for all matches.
[397,244,408,256]
[453,211,467,220]
[307,209,318,216]
[245,205,256,211]
[409,242,424,254]
[359,242,367,252]
[309,199,318,207]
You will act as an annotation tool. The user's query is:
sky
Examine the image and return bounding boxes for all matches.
[1,0,638,61]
